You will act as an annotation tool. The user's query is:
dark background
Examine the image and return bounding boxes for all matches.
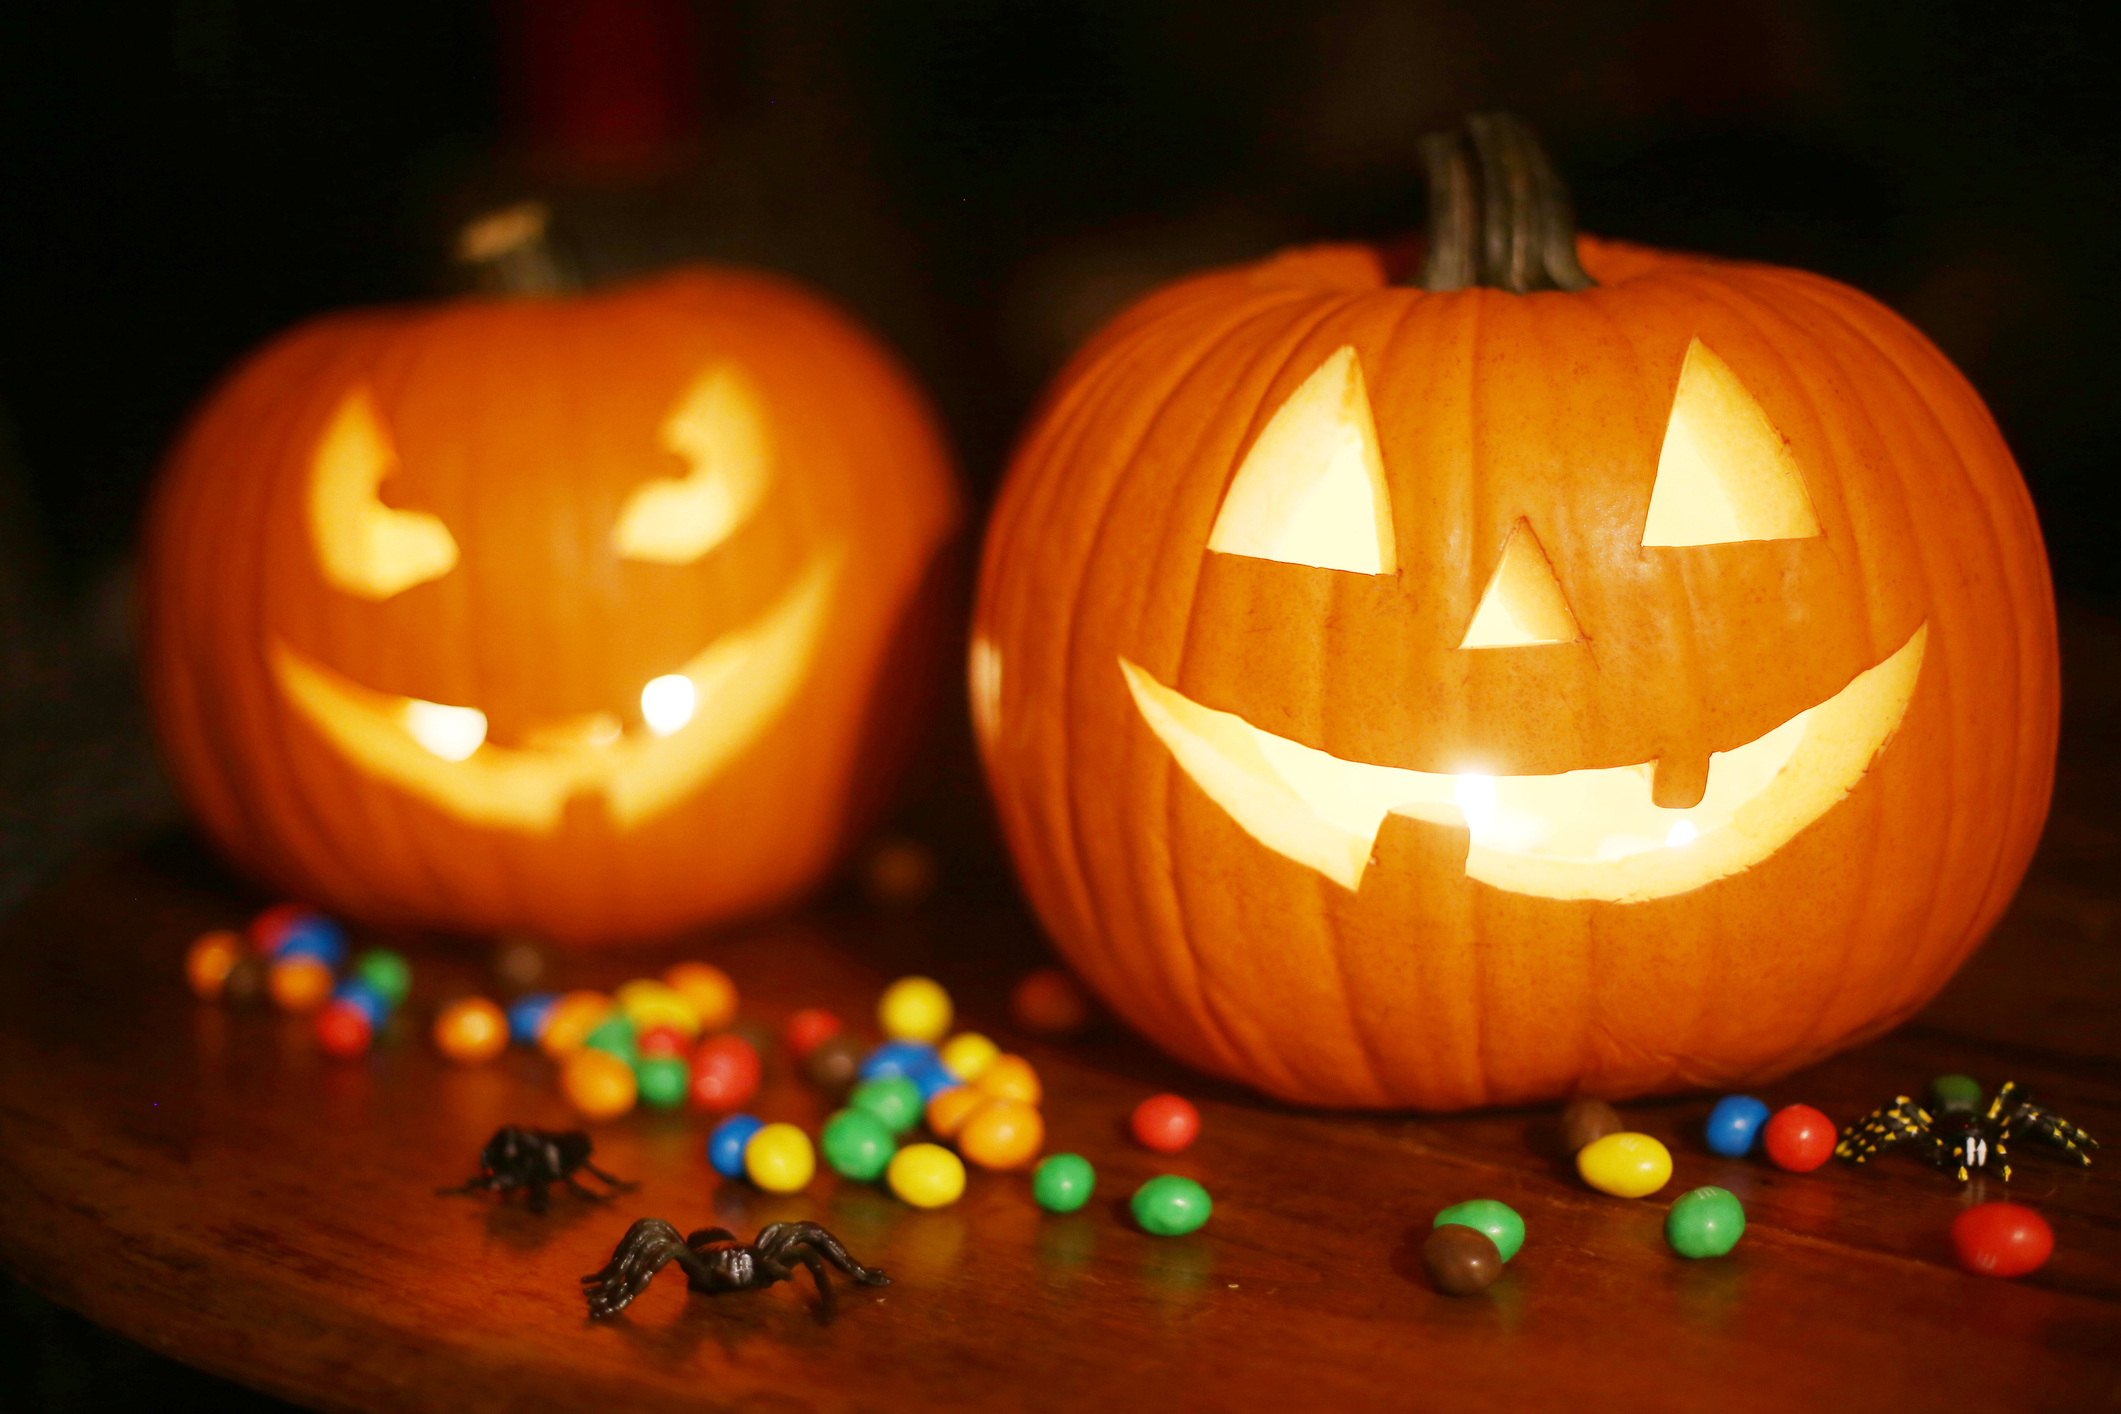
[0,1,2114,1407]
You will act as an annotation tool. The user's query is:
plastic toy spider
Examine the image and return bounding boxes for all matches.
[1835,1081,2098,1182]
[582,1219,890,1321]
[438,1126,637,1213]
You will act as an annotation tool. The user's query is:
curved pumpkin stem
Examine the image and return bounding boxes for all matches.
[1418,114,1594,294]
[455,200,584,296]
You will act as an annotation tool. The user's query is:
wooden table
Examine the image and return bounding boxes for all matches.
[3,611,2118,1412]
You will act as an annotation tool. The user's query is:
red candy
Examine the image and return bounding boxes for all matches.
[1130,1093,1201,1154]
[1952,1202,2053,1278]
[314,1000,372,1058]
[1762,1103,1836,1172]
[637,1024,691,1058]
[249,902,313,957]
[688,1032,761,1112]
[784,1007,842,1060]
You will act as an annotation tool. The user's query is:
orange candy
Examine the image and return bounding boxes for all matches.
[664,962,738,1032]
[434,997,508,1065]
[975,1054,1042,1107]
[563,1047,638,1120]
[267,955,333,1013]
[957,1098,1044,1170]
[1010,967,1091,1035]
[539,990,614,1059]
[185,930,243,1000]
[925,1085,986,1139]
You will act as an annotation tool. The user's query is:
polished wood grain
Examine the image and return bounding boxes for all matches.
[3,612,2119,1413]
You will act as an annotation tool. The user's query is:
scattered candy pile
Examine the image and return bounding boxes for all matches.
[186,906,411,1060]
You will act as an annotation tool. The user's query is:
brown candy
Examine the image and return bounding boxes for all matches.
[1561,1097,1623,1154]
[221,954,268,1007]
[804,1032,866,1097]
[490,933,547,991]
[1422,1223,1503,1295]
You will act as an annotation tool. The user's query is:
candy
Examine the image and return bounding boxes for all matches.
[615,979,700,1038]
[822,1107,898,1181]
[1704,1095,1770,1157]
[1130,1095,1201,1154]
[268,956,334,1014]
[636,1024,689,1058]
[1932,1073,1983,1113]
[688,1033,762,1112]
[330,979,389,1029]
[1560,1097,1623,1153]
[1763,1104,1836,1172]
[877,976,952,1044]
[938,1032,1000,1083]
[314,1000,372,1058]
[539,991,614,1059]
[745,1123,816,1193]
[1432,1199,1524,1263]
[1422,1223,1503,1295]
[1033,1153,1096,1213]
[635,1055,691,1111]
[506,992,558,1046]
[1131,1175,1212,1236]
[886,1143,965,1208]
[975,1054,1041,1107]
[1576,1132,1673,1198]
[1951,1202,2053,1278]
[1010,967,1091,1036]
[490,933,546,990]
[851,1076,923,1136]
[434,997,509,1065]
[804,1033,866,1096]
[275,915,347,970]
[862,836,937,908]
[582,1014,640,1066]
[859,1040,940,1083]
[350,948,411,1007]
[707,1115,765,1178]
[663,962,738,1032]
[1666,1186,1746,1258]
[248,903,315,956]
[185,930,242,1000]
[562,1047,638,1120]
[958,1098,1043,1170]
[924,1085,985,1139]
[784,1008,842,1059]
[222,954,267,1006]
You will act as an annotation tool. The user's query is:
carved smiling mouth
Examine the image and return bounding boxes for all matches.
[1121,623,1925,903]
[270,548,842,834]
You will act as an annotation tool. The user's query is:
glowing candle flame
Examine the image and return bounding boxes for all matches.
[1665,819,1699,848]
[402,699,487,762]
[640,674,698,737]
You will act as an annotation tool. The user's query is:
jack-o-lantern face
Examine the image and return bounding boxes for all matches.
[146,269,958,943]
[971,238,2056,1110]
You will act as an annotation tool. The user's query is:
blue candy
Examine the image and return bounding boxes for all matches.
[1705,1095,1771,1157]
[708,1114,766,1178]
[275,916,347,970]
[506,992,559,1046]
[908,1054,960,1100]
[330,979,389,1028]
[858,1040,939,1084]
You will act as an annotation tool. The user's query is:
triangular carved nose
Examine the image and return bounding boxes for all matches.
[1458,519,1581,648]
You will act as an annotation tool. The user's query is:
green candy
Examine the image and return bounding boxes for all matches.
[635,1055,690,1110]
[1432,1199,1525,1263]
[583,1013,638,1066]
[351,949,411,1007]
[821,1108,897,1181]
[1131,1175,1211,1236]
[849,1076,922,1136]
[1665,1186,1746,1259]
[1931,1074,1982,1113]
[1033,1153,1096,1214]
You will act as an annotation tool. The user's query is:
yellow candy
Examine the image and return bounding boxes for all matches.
[1576,1131,1674,1198]
[877,975,952,1044]
[975,1053,1041,1106]
[539,990,614,1059]
[887,1142,966,1208]
[745,1122,816,1193]
[663,962,738,1032]
[938,1031,1000,1083]
[615,978,700,1038]
[562,1047,637,1120]
[924,1085,986,1139]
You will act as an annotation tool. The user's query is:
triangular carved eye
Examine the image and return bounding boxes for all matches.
[1641,339,1821,547]
[1458,520,1581,648]
[1207,346,1396,576]
[310,387,459,600]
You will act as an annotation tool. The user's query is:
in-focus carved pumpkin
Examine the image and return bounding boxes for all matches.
[970,117,2057,1109]
[145,226,958,944]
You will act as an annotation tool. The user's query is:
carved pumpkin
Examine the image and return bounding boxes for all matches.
[145,243,958,944]
[971,117,2057,1109]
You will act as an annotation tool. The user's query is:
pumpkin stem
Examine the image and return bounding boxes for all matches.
[1417,114,1594,294]
[454,200,584,295]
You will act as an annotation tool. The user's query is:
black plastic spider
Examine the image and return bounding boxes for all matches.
[438,1126,637,1213]
[581,1219,890,1322]
[1835,1081,2098,1182]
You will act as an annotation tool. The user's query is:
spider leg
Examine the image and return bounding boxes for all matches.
[793,1249,838,1322]
[1835,1098,1930,1166]
[684,1227,739,1248]
[2007,1102,2100,1167]
[528,1178,554,1213]
[562,1175,612,1204]
[580,1218,722,1318]
[579,1160,638,1192]
[756,1223,891,1288]
[435,1174,503,1198]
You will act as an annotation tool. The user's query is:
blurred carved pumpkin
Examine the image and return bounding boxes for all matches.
[145,225,958,944]
[971,117,2057,1108]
